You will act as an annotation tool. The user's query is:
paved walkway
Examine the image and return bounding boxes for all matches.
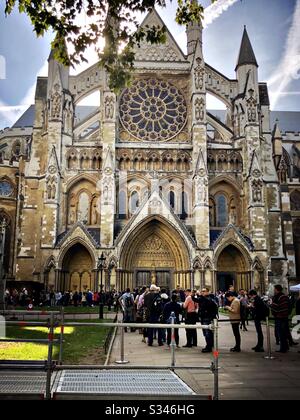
[108,318,300,400]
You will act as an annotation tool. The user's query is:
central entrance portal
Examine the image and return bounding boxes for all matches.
[119,218,191,291]
[135,269,172,290]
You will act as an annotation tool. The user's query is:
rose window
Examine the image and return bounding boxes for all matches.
[119,79,187,141]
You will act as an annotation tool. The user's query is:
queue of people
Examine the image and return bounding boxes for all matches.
[118,284,299,355]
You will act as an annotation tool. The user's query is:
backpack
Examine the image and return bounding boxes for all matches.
[208,297,219,319]
[124,294,134,309]
[150,294,163,317]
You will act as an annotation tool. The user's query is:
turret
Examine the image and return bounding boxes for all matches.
[186,16,203,59]
[47,35,70,97]
[235,26,258,95]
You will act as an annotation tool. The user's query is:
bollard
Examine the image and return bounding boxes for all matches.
[212,318,219,401]
[170,312,176,369]
[115,326,129,364]
[58,307,64,365]
[45,312,54,400]
[264,317,275,360]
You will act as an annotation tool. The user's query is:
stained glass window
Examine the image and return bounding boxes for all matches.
[0,181,13,197]
[216,195,228,227]
[119,79,187,141]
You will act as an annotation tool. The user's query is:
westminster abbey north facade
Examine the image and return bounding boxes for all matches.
[1,10,300,294]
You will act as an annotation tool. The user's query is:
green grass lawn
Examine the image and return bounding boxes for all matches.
[7,305,115,314]
[0,319,112,364]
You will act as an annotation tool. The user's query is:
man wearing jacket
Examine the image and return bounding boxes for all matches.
[248,290,267,352]
[193,288,218,353]
[271,285,289,353]
[225,292,241,352]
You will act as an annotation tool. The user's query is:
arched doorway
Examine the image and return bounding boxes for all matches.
[119,218,190,291]
[60,243,94,292]
[216,244,251,291]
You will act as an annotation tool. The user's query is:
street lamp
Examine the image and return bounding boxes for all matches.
[0,219,7,311]
[97,252,106,319]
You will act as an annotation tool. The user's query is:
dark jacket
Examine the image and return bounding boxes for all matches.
[144,292,162,319]
[163,301,182,324]
[251,295,268,321]
[193,294,218,320]
[271,293,289,319]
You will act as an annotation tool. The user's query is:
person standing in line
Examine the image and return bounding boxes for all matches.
[163,293,182,348]
[248,290,269,352]
[270,285,289,353]
[225,292,241,352]
[193,288,218,353]
[144,285,164,347]
[119,288,135,332]
[238,289,249,332]
[183,289,198,348]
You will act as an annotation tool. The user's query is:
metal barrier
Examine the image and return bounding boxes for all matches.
[0,309,65,399]
[1,313,290,400]
[0,317,219,400]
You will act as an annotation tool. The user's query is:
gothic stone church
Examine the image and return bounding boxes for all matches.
[1,10,300,294]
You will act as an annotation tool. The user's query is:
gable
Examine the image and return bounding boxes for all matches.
[134,9,187,63]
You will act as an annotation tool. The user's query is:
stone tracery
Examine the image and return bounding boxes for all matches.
[119,78,187,142]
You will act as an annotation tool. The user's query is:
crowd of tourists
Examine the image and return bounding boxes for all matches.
[4,288,117,310]
[118,284,300,354]
[3,283,300,354]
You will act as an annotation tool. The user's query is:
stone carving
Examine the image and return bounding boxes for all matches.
[134,41,182,62]
[145,235,163,251]
[63,99,73,134]
[194,58,205,90]
[50,84,62,120]
[196,176,208,205]
[195,97,205,122]
[252,179,263,203]
[104,95,115,120]
[46,176,57,200]
[247,91,257,123]
[119,78,187,142]
[103,177,113,203]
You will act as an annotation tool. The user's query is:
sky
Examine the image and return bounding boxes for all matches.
[0,0,299,130]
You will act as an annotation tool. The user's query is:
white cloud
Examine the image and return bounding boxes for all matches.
[203,0,240,27]
[0,61,48,129]
[268,0,300,108]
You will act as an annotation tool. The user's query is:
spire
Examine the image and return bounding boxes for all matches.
[186,5,203,58]
[235,26,258,71]
[48,33,69,63]
[272,120,283,158]
[272,120,282,140]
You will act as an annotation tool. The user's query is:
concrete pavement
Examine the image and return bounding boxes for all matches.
[108,318,300,400]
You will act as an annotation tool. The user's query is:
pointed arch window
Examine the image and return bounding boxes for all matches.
[130,191,139,214]
[78,192,90,224]
[119,190,127,219]
[216,194,228,227]
[168,190,175,210]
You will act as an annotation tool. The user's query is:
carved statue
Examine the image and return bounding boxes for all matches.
[196,176,208,204]
[104,95,115,120]
[252,179,263,203]
[195,98,205,122]
[194,58,204,90]
[51,84,61,120]
[151,271,157,284]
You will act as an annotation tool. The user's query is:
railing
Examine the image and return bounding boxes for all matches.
[0,315,220,400]
[0,313,286,400]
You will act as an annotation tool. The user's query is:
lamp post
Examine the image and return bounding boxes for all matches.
[98,252,106,319]
[0,219,7,311]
